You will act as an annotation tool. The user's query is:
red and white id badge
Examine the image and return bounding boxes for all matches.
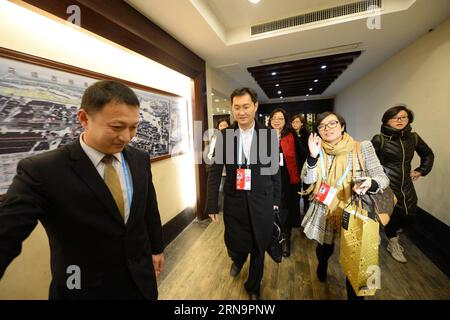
[236,168,251,190]
[315,182,337,206]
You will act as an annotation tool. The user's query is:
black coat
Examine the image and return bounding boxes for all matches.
[205,121,281,254]
[371,124,434,215]
[0,141,163,299]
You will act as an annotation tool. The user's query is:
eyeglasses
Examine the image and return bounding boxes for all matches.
[391,116,408,122]
[317,120,339,131]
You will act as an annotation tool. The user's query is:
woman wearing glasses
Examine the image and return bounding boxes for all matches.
[371,105,434,263]
[269,108,301,258]
[301,111,389,299]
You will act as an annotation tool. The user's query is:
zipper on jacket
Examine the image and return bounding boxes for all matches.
[399,138,409,215]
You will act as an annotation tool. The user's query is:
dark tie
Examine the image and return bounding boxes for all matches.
[102,155,125,220]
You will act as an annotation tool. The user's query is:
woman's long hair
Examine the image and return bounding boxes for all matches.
[269,108,293,138]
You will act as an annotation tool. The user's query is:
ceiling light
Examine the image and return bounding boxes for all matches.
[248,0,261,3]
[277,91,282,94]
[321,65,327,69]
[314,79,319,82]
[215,99,220,102]
[279,96,283,99]
[271,72,277,76]
[275,84,279,87]
[306,94,309,97]
[211,93,214,96]
[309,88,313,91]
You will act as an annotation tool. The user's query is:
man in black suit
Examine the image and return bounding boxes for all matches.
[0,80,164,299]
[206,87,281,300]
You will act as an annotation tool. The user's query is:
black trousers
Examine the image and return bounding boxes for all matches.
[384,207,414,238]
[228,248,265,295]
[316,243,363,300]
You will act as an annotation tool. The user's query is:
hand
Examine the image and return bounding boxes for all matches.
[353,177,372,195]
[308,133,322,158]
[152,253,164,277]
[209,214,219,223]
[410,171,422,182]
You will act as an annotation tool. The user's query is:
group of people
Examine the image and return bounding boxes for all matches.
[0,81,434,301]
[206,87,434,300]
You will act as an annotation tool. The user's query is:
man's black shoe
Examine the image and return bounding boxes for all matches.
[230,263,242,277]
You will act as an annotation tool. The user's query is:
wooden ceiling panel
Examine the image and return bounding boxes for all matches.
[248,51,361,98]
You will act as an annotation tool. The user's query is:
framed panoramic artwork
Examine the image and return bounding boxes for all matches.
[0,47,190,193]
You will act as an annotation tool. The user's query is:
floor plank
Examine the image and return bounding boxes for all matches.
[158,215,450,300]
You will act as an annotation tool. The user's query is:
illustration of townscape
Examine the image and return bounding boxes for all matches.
[0,56,189,193]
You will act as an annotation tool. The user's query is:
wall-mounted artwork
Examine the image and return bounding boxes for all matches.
[0,48,190,193]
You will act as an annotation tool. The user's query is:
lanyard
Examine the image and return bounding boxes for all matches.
[121,153,133,209]
[238,129,252,168]
[319,149,351,187]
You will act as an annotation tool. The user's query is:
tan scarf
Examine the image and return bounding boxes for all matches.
[313,132,355,228]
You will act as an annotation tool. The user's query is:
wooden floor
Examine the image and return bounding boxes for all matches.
[158,215,450,300]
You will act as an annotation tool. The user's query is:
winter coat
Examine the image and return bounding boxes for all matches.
[205,120,281,254]
[371,124,434,215]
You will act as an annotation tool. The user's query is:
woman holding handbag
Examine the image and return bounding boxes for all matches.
[269,108,301,258]
[371,105,434,263]
[301,111,389,299]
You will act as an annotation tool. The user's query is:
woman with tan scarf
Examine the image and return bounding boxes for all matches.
[301,112,389,299]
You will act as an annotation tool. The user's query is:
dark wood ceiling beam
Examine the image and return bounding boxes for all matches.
[247,51,361,73]
[249,63,351,78]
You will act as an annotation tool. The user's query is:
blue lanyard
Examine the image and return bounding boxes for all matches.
[120,153,133,209]
[319,149,351,187]
[238,130,252,168]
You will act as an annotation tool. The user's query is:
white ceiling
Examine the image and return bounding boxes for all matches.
[126,0,450,103]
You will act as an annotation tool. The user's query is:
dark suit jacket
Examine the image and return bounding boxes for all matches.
[205,120,281,254]
[0,140,163,299]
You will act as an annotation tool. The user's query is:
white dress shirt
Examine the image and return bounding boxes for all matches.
[79,134,132,223]
[239,121,255,162]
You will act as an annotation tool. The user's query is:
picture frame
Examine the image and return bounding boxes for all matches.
[0,47,190,193]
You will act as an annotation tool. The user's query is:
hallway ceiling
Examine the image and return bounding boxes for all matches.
[126,0,450,103]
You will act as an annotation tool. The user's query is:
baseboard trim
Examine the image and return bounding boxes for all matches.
[162,207,196,247]
[405,207,450,278]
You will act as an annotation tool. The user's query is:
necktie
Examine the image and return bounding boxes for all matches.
[102,155,125,220]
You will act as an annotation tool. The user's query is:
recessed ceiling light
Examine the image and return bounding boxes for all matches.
[277,91,282,94]
[215,99,220,102]
[321,65,327,69]
[248,0,261,4]
[275,84,279,87]
[314,79,319,82]
[309,88,313,91]
[271,72,277,76]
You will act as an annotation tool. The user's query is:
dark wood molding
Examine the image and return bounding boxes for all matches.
[405,207,450,278]
[17,0,208,219]
[162,207,196,247]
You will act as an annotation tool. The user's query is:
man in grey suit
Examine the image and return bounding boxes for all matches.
[0,80,164,299]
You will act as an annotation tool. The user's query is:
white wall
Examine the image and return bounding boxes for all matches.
[205,64,239,129]
[0,0,196,298]
[335,19,450,226]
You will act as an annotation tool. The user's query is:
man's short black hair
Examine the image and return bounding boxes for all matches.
[230,87,258,104]
[81,80,140,113]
